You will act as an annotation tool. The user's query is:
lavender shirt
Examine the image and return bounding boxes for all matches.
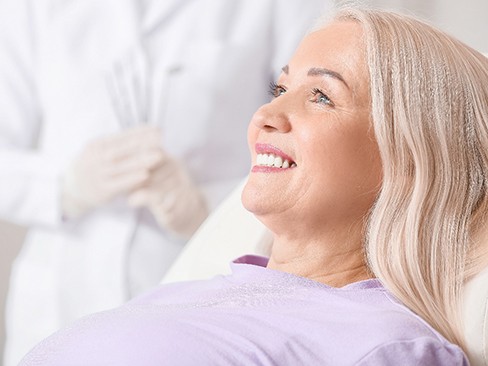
[20,255,468,365]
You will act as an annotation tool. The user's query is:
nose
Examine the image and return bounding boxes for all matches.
[251,101,292,133]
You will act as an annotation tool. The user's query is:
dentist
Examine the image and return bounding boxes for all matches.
[0,0,330,364]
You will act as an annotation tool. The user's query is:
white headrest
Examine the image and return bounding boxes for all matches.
[162,179,272,283]
[464,266,488,366]
[162,178,488,365]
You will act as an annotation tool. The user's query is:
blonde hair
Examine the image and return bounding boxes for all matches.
[330,7,488,351]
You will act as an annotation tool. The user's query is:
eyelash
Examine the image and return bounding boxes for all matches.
[268,82,286,98]
[311,88,333,106]
[268,82,334,107]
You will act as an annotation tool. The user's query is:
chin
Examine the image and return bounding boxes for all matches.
[241,177,268,216]
[241,178,258,213]
[242,177,282,223]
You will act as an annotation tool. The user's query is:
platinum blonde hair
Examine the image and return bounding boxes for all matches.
[327,6,488,351]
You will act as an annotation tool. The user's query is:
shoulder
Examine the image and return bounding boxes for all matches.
[300,286,468,364]
[355,337,468,365]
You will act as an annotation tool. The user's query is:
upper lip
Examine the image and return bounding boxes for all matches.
[255,143,295,164]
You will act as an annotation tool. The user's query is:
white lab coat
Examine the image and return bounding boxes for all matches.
[0,0,330,363]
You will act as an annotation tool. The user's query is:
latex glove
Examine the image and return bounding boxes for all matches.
[127,150,208,239]
[62,126,163,219]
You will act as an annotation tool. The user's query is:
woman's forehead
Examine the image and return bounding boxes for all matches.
[287,22,366,80]
[282,21,369,103]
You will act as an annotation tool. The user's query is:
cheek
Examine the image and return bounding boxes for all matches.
[247,123,259,153]
[341,134,382,203]
[307,128,382,211]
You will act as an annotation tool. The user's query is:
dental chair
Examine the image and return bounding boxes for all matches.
[162,179,488,366]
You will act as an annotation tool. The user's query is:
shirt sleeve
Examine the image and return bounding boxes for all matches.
[0,0,64,228]
[355,338,469,366]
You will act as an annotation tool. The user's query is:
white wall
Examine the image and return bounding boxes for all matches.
[431,0,488,52]
[366,0,488,51]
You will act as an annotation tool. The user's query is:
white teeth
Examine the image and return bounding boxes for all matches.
[256,154,264,165]
[256,153,294,168]
[273,156,283,168]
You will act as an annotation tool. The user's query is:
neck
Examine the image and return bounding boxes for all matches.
[267,233,372,288]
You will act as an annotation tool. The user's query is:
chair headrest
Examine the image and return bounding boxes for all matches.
[463,266,488,366]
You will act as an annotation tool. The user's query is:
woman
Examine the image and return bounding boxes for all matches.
[20,6,488,365]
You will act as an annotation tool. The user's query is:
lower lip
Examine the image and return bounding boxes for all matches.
[251,165,293,173]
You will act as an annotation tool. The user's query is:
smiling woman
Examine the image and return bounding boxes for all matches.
[243,22,381,286]
[18,5,488,366]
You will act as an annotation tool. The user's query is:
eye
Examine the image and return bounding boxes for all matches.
[268,82,287,98]
[311,88,334,106]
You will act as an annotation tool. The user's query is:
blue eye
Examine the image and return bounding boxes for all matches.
[311,88,333,106]
[268,82,287,98]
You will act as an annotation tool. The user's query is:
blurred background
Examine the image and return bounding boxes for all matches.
[1,224,24,364]
[1,0,487,362]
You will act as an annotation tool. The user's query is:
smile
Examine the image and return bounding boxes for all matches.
[256,153,296,168]
[253,143,297,171]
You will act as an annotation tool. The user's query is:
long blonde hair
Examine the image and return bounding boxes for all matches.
[331,7,488,351]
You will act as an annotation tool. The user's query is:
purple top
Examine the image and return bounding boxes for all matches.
[21,255,468,365]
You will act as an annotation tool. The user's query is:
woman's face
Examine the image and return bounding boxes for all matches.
[242,21,382,237]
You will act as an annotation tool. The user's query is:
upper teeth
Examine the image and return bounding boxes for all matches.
[256,153,295,168]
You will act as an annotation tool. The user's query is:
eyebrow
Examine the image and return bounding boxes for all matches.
[281,65,350,89]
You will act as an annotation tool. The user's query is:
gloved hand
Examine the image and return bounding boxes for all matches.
[127,149,208,240]
[62,126,163,219]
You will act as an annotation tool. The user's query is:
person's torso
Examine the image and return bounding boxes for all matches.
[19,260,468,365]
